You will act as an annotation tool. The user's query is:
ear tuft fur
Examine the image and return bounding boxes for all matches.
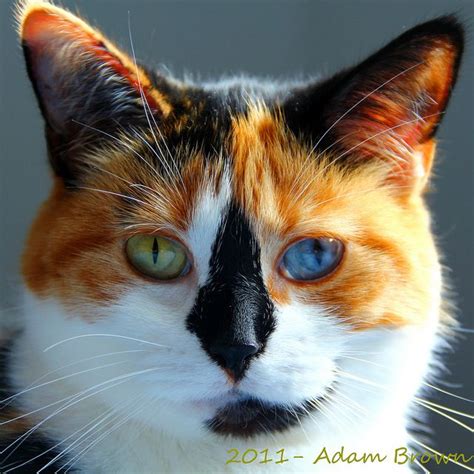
[17,0,173,183]
[283,15,464,195]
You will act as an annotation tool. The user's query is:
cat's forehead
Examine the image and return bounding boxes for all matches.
[92,100,385,243]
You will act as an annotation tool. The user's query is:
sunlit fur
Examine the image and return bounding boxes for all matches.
[1,1,465,473]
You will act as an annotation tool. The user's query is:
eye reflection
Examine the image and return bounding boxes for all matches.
[280,238,344,281]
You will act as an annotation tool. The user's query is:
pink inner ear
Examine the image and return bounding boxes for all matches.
[21,8,161,113]
[22,9,97,52]
[329,39,459,186]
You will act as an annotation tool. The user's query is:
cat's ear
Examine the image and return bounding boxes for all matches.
[18,1,172,180]
[284,17,464,193]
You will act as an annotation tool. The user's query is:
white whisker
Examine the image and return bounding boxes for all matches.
[61,397,152,473]
[311,61,424,154]
[409,437,474,472]
[43,333,169,352]
[0,367,162,461]
[75,187,147,205]
[0,360,129,407]
[127,14,183,187]
[71,120,163,182]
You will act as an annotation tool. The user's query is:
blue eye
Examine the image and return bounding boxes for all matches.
[280,238,344,281]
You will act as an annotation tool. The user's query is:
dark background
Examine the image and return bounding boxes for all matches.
[0,0,472,471]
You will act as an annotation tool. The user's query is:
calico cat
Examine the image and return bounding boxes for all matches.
[0,0,465,472]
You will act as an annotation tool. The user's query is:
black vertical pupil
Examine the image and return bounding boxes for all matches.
[152,238,159,264]
[312,239,325,266]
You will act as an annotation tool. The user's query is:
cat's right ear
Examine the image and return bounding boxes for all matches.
[17,1,173,181]
[282,16,464,195]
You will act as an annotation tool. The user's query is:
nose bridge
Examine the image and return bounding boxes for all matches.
[208,282,263,381]
[186,202,276,380]
[216,279,260,343]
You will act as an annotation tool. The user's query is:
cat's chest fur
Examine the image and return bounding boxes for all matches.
[4,290,439,473]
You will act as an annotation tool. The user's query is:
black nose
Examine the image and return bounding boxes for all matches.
[210,342,259,382]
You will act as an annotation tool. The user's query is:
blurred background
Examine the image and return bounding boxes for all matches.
[0,0,472,471]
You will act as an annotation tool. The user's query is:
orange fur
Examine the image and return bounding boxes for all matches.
[22,98,440,331]
[22,143,223,311]
[230,105,439,330]
[18,4,450,332]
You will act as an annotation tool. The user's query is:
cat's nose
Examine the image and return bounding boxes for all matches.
[210,342,259,382]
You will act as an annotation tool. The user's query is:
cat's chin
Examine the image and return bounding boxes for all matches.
[200,391,323,438]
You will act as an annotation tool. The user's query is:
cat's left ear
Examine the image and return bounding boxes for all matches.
[284,16,464,194]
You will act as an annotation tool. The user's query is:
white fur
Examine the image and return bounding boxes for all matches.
[7,181,443,473]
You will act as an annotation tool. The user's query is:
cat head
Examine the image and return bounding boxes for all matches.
[18,1,463,441]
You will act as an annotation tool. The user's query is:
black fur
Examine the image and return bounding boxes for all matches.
[282,16,464,156]
[207,397,315,439]
[0,344,72,473]
[22,16,463,187]
[186,202,276,381]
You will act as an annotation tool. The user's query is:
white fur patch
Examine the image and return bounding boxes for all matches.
[6,176,443,473]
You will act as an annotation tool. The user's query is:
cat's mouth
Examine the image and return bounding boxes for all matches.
[206,396,318,438]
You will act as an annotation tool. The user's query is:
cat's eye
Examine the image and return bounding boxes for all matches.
[279,238,344,281]
[126,235,191,280]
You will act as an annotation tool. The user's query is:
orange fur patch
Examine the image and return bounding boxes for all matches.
[230,104,439,330]
[18,4,444,332]
[22,141,223,311]
[22,100,440,331]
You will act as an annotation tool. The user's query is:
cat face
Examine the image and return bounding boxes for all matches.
[18,1,463,440]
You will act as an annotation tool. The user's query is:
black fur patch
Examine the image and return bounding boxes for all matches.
[207,397,314,438]
[281,15,464,158]
[186,202,276,380]
[0,343,73,473]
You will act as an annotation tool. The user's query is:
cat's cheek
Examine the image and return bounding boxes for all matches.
[239,302,345,404]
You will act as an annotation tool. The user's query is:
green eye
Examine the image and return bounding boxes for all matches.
[126,235,191,280]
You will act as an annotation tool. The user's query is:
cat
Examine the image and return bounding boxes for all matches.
[0,0,465,472]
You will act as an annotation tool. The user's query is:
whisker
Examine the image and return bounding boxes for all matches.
[334,367,474,436]
[294,183,412,219]
[61,397,152,473]
[0,359,130,407]
[0,349,152,408]
[85,163,174,210]
[324,392,363,427]
[413,399,473,432]
[290,111,441,204]
[310,61,424,154]
[0,367,162,461]
[337,355,385,368]
[330,388,369,416]
[129,127,177,188]
[0,378,130,462]
[413,458,431,474]
[321,111,443,171]
[409,437,474,471]
[414,397,473,420]
[422,382,474,403]
[71,120,163,182]
[75,187,147,206]
[337,355,473,404]
[33,398,139,473]
[127,14,183,187]
[289,61,425,194]
[43,334,169,352]
[1,402,124,472]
